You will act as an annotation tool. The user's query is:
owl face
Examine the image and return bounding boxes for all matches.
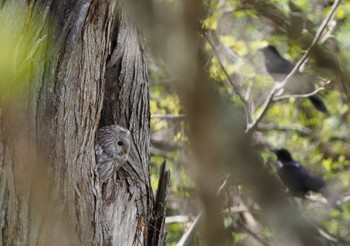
[112,129,130,161]
[95,125,131,183]
[96,125,131,162]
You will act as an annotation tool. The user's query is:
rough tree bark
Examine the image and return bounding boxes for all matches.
[0,1,167,245]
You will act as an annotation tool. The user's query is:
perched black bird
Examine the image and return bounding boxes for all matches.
[271,148,342,211]
[261,45,328,113]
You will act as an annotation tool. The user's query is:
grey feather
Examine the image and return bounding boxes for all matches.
[95,125,131,183]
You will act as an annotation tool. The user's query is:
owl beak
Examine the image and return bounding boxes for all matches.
[124,150,129,155]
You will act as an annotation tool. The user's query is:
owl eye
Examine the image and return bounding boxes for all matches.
[117,141,124,146]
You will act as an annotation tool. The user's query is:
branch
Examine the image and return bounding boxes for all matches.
[165,216,189,224]
[329,136,350,142]
[280,0,341,90]
[317,227,339,243]
[305,193,350,209]
[273,87,326,101]
[222,205,249,214]
[176,179,228,246]
[204,33,252,124]
[236,220,272,246]
[246,0,340,133]
[151,138,183,152]
[339,195,350,205]
[305,195,329,207]
[151,114,186,120]
[297,195,350,244]
[245,84,277,132]
[256,123,312,136]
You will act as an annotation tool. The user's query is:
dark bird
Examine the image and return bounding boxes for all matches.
[261,45,328,113]
[271,148,342,211]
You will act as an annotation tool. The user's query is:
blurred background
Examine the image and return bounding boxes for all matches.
[146,0,350,245]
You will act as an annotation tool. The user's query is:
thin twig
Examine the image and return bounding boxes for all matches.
[289,195,350,244]
[165,215,189,224]
[176,211,203,246]
[339,195,350,205]
[204,33,252,124]
[317,227,338,243]
[222,205,249,214]
[329,136,350,142]
[305,193,350,208]
[273,87,325,101]
[280,0,341,90]
[237,220,272,246]
[315,223,350,244]
[151,114,186,119]
[305,195,329,206]
[246,84,277,132]
[176,179,228,246]
[256,123,312,136]
[245,79,253,101]
[246,0,341,133]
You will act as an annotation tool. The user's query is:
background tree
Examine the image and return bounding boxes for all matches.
[142,0,350,245]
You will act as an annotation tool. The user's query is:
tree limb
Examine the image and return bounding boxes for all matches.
[204,32,252,125]
[256,123,312,136]
[246,0,341,133]
[176,179,228,246]
[273,87,326,101]
[236,220,271,246]
[151,114,186,120]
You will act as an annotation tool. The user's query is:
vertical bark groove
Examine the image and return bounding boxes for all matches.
[0,0,163,245]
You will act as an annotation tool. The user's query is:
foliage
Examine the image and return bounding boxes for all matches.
[148,0,350,245]
[0,2,49,98]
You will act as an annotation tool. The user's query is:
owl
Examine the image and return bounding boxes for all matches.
[95,125,131,183]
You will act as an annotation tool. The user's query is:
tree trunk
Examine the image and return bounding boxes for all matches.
[0,1,165,245]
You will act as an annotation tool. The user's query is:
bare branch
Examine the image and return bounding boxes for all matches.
[151,138,183,152]
[246,0,341,133]
[305,193,350,209]
[151,114,186,120]
[237,220,272,246]
[273,87,325,101]
[317,227,339,243]
[256,123,312,136]
[176,179,228,246]
[204,33,252,124]
[339,195,350,205]
[222,205,249,214]
[245,79,254,102]
[246,84,277,132]
[165,216,189,224]
[280,0,341,90]
[176,211,203,246]
[329,136,350,142]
